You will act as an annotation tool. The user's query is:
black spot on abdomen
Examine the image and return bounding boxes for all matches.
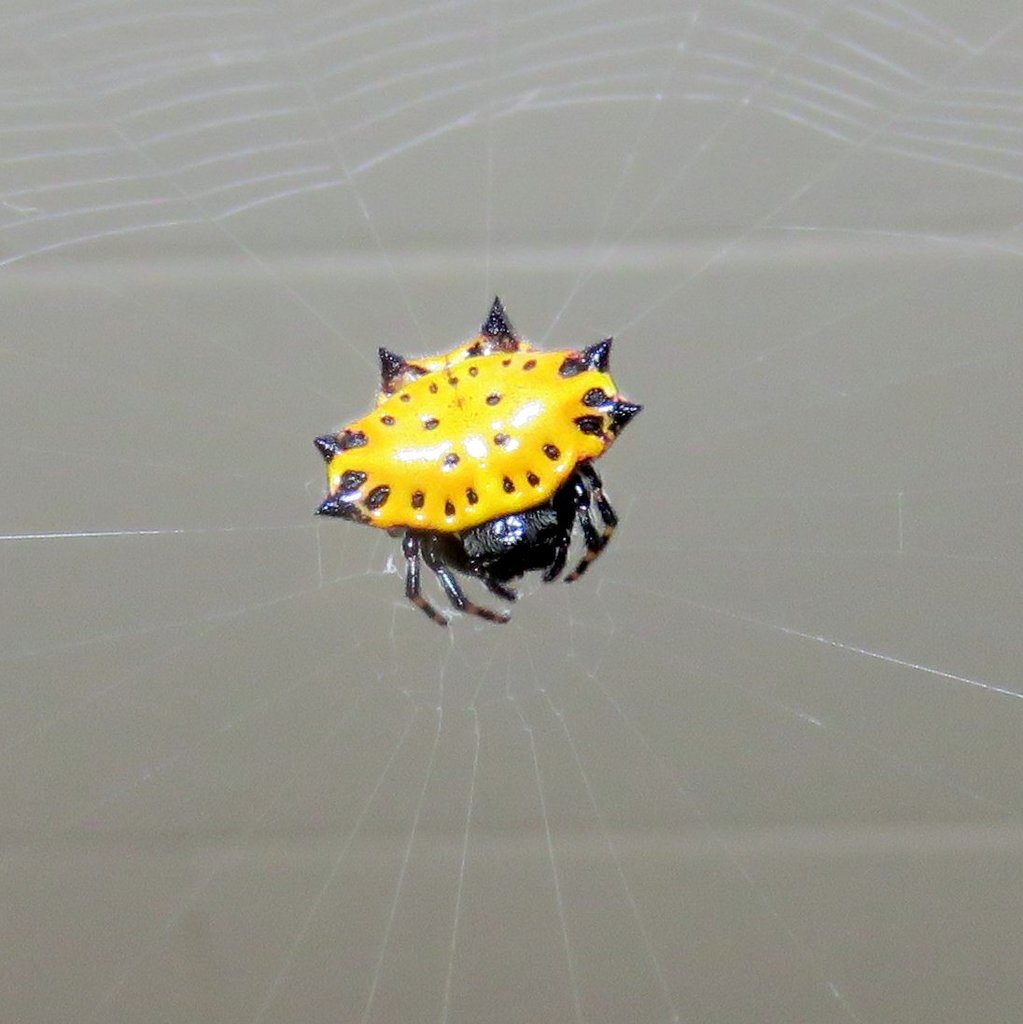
[365,485,390,510]
[574,415,603,436]
[339,470,368,491]
[338,430,368,450]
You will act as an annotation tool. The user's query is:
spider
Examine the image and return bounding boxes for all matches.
[315,299,640,625]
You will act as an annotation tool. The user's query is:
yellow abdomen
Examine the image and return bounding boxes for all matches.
[321,349,621,532]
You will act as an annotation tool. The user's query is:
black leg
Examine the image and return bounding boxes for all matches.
[403,532,448,626]
[479,575,520,602]
[581,461,618,530]
[565,463,618,582]
[421,537,510,623]
[541,538,570,582]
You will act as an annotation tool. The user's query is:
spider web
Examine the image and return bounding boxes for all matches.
[3,2,1023,1022]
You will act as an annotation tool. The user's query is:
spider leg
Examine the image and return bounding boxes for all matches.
[421,537,510,624]
[541,537,570,582]
[402,532,448,626]
[581,461,619,530]
[479,575,520,602]
[565,462,619,582]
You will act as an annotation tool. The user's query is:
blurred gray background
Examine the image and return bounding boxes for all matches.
[3,2,1023,1022]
